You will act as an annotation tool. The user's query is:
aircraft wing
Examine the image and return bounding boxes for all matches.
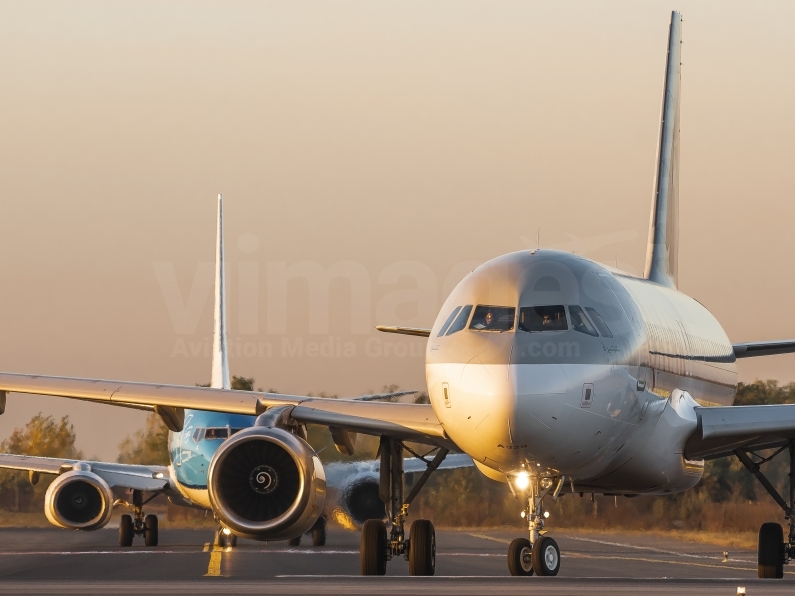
[733,340,795,358]
[0,372,456,450]
[0,453,171,492]
[685,404,795,460]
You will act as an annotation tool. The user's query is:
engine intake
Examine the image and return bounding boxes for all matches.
[44,469,113,530]
[207,426,325,540]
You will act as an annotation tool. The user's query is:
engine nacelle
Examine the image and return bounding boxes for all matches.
[207,426,326,540]
[44,469,114,531]
[340,478,385,525]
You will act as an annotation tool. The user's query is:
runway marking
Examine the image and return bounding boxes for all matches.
[468,533,510,544]
[468,533,753,564]
[565,551,795,576]
[565,535,750,563]
[204,545,223,577]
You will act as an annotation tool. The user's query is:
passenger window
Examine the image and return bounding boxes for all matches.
[470,305,515,332]
[569,306,598,337]
[518,305,568,332]
[437,306,462,337]
[205,428,229,440]
[585,307,613,338]
[445,305,473,335]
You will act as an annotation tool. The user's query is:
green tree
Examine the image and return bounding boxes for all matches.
[0,414,82,511]
[117,412,170,465]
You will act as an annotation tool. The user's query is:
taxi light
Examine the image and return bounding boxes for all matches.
[543,511,550,519]
[222,528,232,536]
[514,471,530,491]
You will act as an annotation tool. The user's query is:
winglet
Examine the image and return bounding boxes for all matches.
[211,194,230,390]
[644,11,682,289]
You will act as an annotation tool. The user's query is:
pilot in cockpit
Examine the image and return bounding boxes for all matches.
[471,310,494,330]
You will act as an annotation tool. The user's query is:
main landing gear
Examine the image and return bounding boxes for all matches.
[507,472,561,577]
[735,441,795,579]
[359,438,449,576]
[116,489,159,547]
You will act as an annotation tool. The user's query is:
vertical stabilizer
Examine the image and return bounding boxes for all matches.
[644,11,682,288]
[211,194,230,390]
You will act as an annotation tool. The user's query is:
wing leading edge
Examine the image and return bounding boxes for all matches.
[685,404,795,460]
[0,372,454,449]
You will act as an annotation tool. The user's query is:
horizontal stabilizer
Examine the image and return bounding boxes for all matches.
[375,326,431,337]
[733,340,795,358]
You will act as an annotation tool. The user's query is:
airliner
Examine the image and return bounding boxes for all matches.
[0,194,473,549]
[0,10,793,580]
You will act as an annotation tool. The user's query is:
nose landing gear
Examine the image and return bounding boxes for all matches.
[507,473,561,576]
[116,489,159,547]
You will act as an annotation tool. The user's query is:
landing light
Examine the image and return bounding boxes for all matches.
[543,511,550,519]
[514,471,530,491]
[222,528,232,536]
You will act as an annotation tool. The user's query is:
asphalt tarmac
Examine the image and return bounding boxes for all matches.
[0,526,790,595]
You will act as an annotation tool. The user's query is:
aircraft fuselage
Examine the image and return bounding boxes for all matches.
[426,250,736,494]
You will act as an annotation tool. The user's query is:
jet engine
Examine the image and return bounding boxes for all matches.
[44,468,114,530]
[340,477,385,525]
[207,426,326,540]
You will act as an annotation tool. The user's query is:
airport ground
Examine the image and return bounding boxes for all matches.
[0,527,790,595]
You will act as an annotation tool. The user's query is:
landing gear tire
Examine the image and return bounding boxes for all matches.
[288,536,301,547]
[311,517,327,547]
[507,537,534,576]
[408,519,436,576]
[360,519,387,576]
[119,514,134,547]
[531,535,560,576]
[144,514,158,547]
[758,522,785,579]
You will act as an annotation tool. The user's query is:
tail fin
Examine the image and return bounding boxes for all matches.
[211,194,230,390]
[644,11,682,289]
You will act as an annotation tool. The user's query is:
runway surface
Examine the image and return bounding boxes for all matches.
[0,526,791,595]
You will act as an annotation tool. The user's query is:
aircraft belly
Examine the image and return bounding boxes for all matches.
[175,483,211,509]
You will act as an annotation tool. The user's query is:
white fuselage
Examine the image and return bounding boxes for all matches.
[425,250,736,495]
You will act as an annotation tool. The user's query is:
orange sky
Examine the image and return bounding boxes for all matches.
[0,1,793,459]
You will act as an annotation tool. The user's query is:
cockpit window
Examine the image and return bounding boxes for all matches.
[518,305,568,332]
[585,307,613,337]
[204,428,244,440]
[437,306,462,337]
[445,305,473,335]
[569,305,599,337]
[469,305,515,332]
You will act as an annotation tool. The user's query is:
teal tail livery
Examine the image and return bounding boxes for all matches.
[2,11,795,579]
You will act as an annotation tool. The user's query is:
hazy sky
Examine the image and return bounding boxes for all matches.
[0,1,793,459]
